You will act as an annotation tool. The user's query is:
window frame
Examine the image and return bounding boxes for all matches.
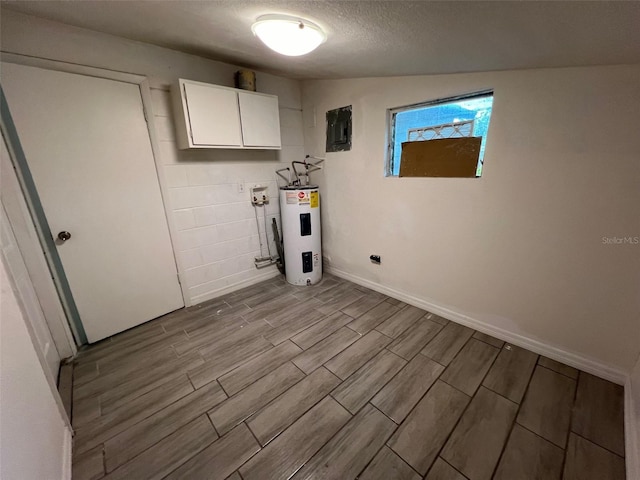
[385,89,494,177]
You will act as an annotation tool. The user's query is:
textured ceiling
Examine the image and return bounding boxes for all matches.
[2,1,640,79]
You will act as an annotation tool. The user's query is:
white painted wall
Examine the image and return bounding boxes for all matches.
[0,251,72,480]
[0,9,304,306]
[302,64,640,374]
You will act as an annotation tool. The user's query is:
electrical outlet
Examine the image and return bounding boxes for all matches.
[238,182,245,193]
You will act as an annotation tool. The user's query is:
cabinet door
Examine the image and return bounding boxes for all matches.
[183,82,242,146]
[238,92,281,148]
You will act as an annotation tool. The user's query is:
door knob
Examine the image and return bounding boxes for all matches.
[57,231,71,242]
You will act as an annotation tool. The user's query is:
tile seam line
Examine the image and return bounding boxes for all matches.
[245,370,339,447]
[489,352,540,480]
[384,328,480,437]
[439,340,500,397]
[536,361,580,381]
[104,414,219,477]
[87,371,195,424]
[569,430,626,460]
[439,456,471,480]
[294,329,363,373]
[242,394,355,480]
[418,333,500,477]
[154,425,221,480]
[328,352,407,415]
[216,348,301,397]
[290,317,362,352]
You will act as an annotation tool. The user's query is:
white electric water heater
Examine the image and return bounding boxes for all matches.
[279,186,322,285]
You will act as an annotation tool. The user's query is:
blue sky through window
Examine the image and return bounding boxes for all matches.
[390,94,493,176]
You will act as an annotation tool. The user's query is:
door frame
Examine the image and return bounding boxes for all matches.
[1,53,189,345]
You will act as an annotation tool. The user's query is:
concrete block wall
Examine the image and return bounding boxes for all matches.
[149,88,304,304]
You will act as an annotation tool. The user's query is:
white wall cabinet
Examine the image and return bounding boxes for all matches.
[172,79,281,150]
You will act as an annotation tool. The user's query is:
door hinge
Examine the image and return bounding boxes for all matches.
[177,273,182,285]
[142,107,149,123]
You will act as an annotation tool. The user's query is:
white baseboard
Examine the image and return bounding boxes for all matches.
[326,265,628,385]
[62,427,72,480]
[190,268,281,306]
[625,377,639,480]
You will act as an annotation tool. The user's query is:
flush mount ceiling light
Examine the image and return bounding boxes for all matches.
[251,14,326,56]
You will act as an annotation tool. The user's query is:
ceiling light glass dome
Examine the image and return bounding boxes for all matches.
[252,14,326,56]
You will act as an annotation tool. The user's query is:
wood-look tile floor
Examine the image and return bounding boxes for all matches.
[70,274,626,480]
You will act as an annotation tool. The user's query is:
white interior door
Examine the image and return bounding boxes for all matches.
[2,62,184,343]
